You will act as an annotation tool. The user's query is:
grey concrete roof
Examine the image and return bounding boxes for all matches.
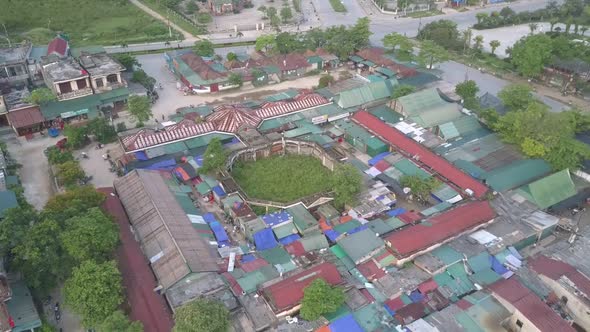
[78,52,124,77]
[0,44,30,65]
[42,58,87,83]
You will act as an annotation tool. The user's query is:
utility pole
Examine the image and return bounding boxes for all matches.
[167,9,172,39]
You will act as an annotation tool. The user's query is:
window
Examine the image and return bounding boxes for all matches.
[106,74,118,84]
[76,79,87,89]
[95,79,104,88]
[516,320,523,328]
[59,82,72,93]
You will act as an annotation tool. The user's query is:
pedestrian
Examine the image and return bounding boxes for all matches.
[162,114,165,121]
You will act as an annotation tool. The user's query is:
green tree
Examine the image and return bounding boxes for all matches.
[499,6,515,18]
[201,138,228,174]
[42,186,106,221]
[193,39,215,57]
[258,5,267,15]
[131,69,156,91]
[197,13,213,24]
[497,83,534,111]
[300,279,345,321]
[186,0,199,13]
[0,206,38,256]
[275,32,304,54]
[473,35,484,52]
[113,54,139,71]
[417,40,450,69]
[63,125,88,149]
[56,161,85,188]
[382,32,413,60]
[318,74,335,88]
[13,220,69,295]
[270,15,281,29]
[266,6,278,18]
[476,12,488,24]
[173,299,229,332]
[400,175,440,202]
[280,6,292,23]
[60,207,119,264]
[417,20,460,50]
[392,84,416,98]
[127,95,153,123]
[97,310,142,332]
[65,260,123,328]
[255,34,277,53]
[46,146,75,165]
[332,164,362,209]
[226,52,238,61]
[350,17,372,50]
[228,73,243,87]
[87,117,117,144]
[455,80,479,100]
[510,34,553,77]
[489,40,501,55]
[24,88,56,105]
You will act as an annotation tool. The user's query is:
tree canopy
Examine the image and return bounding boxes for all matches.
[392,84,416,99]
[318,74,335,88]
[127,95,153,124]
[0,206,38,256]
[114,54,139,71]
[497,83,534,111]
[455,80,479,100]
[173,299,229,332]
[87,117,117,144]
[201,138,228,174]
[300,279,345,321]
[63,125,88,149]
[42,185,105,221]
[332,164,362,209]
[65,260,123,328]
[510,34,553,77]
[417,20,461,50]
[382,32,413,60]
[46,146,75,165]
[97,310,143,332]
[228,73,243,87]
[60,207,119,264]
[193,39,215,57]
[55,161,86,188]
[417,40,450,69]
[400,175,440,203]
[24,88,56,105]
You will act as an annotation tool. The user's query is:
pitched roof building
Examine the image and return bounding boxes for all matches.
[46,36,68,58]
[517,169,577,209]
[114,169,219,290]
[392,88,462,128]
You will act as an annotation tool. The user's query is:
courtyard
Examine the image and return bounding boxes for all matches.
[231,154,333,203]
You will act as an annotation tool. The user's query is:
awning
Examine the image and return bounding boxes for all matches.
[61,109,88,119]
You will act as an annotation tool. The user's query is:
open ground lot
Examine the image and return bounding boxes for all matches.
[0,0,178,46]
[232,155,333,202]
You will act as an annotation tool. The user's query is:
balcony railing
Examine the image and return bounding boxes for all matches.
[95,81,127,93]
[57,87,93,101]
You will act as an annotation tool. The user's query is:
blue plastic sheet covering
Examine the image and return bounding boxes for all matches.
[139,159,177,171]
[279,234,301,245]
[212,185,226,197]
[329,314,364,332]
[409,290,424,303]
[210,221,229,244]
[508,246,523,260]
[253,228,278,251]
[262,211,292,227]
[241,254,256,263]
[325,230,341,242]
[203,213,217,224]
[195,155,204,166]
[490,256,509,275]
[134,151,149,161]
[384,305,395,317]
[368,152,391,166]
[48,128,60,137]
[347,225,368,235]
[387,208,406,217]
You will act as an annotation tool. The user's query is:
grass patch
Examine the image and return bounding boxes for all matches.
[329,0,347,12]
[406,10,443,18]
[139,0,207,36]
[232,155,333,203]
[292,0,302,12]
[0,0,183,46]
[457,7,469,12]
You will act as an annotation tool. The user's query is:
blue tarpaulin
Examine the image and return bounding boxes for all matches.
[384,305,395,317]
[212,185,226,197]
[241,254,256,263]
[279,234,301,245]
[387,208,406,217]
[329,314,364,332]
[490,256,509,275]
[253,228,278,251]
[324,230,341,242]
[347,225,368,235]
[203,213,217,224]
[139,159,177,171]
[368,152,391,166]
[262,211,292,227]
[195,155,204,166]
[409,290,424,303]
[134,151,149,161]
[210,221,229,245]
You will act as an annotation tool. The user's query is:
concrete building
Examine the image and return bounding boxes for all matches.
[77,52,126,94]
[0,43,31,86]
[41,57,92,101]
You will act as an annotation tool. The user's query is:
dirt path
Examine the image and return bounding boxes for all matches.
[128,0,197,41]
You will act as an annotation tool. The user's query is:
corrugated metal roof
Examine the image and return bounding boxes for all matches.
[339,228,384,263]
[484,159,551,192]
[518,169,576,209]
[286,204,317,233]
[352,111,489,198]
[393,159,430,179]
[336,79,397,109]
[528,255,590,298]
[397,88,461,128]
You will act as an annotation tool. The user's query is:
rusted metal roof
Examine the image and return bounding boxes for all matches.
[121,120,216,152]
[207,104,261,133]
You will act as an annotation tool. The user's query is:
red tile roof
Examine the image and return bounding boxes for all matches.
[7,106,44,129]
[262,262,342,312]
[352,111,488,198]
[121,120,216,152]
[418,279,438,294]
[385,201,496,258]
[180,53,227,81]
[529,255,590,298]
[489,278,575,332]
[207,105,262,133]
[255,93,330,119]
[357,259,386,281]
[240,258,269,273]
[285,240,306,256]
[395,302,427,324]
[385,296,405,311]
[398,210,423,224]
[47,37,68,57]
[374,160,390,172]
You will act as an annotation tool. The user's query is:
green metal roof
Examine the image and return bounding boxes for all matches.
[454,159,487,179]
[369,104,404,124]
[421,201,452,216]
[265,89,299,102]
[398,88,461,128]
[393,159,430,179]
[367,219,395,235]
[307,55,324,64]
[375,67,397,78]
[272,222,298,239]
[6,281,41,332]
[333,219,362,234]
[470,269,501,286]
[484,159,551,192]
[259,246,291,265]
[99,87,129,104]
[284,121,322,138]
[176,57,227,86]
[330,244,356,270]
[349,55,364,62]
[467,252,490,273]
[258,113,305,131]
[175,193,200,215]
[196,182,211,195]
[40,94,101,120]
[317,204,339,221]
[0,190,18,218]
[366,75,385,82]
[518,169,576,209]
[431,245,462,266]
[338,229,384,263]
[237,265,279,294]
[300,233,329,252]
[29,46,48,62]
[432,183,460,202]
[335,79,398,109]
[286,204,317,233]
[262,65,280,74]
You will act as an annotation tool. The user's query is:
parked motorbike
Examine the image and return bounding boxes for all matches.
[54,303,61,322]
[95,143,104,149]
[81,152,89,159]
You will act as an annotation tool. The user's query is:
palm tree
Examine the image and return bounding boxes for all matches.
[581,26,588,36]
[549,18,559,32]
[528,23,538,34]
[489,40,500,55]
